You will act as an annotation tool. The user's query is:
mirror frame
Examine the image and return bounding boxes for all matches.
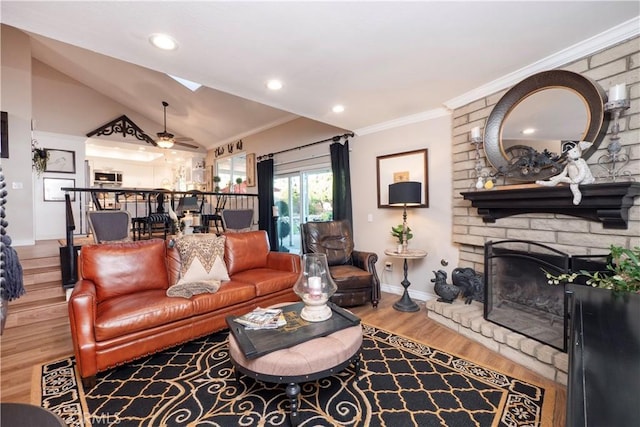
[484,70,609,182]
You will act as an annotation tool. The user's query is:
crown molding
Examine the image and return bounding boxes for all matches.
[354,107,450,136]
[444,16,640,110]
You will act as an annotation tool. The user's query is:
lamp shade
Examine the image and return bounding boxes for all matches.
[389,181,421,206]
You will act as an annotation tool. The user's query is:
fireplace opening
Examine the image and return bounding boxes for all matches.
[484,240,608,352]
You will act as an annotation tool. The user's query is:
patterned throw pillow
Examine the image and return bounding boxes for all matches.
[168,234,230,297]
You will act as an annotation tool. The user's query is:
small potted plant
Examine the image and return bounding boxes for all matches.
[235,177,244,193]
[213,176,221,192]
[391,224,413,253]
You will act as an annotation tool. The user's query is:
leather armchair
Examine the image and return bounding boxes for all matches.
[300,220,380,308]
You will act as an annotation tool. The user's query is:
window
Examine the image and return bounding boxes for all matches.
[274,167,332,254]
[215,153,246,192]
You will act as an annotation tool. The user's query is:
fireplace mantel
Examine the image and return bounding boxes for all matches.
[461,182,640,229]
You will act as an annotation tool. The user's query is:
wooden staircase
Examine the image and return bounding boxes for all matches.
[4,245,68,329]
[1,240,74,403]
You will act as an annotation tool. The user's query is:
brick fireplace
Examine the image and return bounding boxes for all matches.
[432,36,640,385]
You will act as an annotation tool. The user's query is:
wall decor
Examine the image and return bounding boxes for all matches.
[484,70,608,182]
[246,153,256,187]
[377,149,428,208]
[44,177,75,202]
[214,139,244,158]
[44,149,76,173]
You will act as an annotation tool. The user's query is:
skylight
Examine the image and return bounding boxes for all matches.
[168,75,202,92]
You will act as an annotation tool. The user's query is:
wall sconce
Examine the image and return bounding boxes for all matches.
[598,83,631,181]
[470,126,489,189]
[389,181,421,253]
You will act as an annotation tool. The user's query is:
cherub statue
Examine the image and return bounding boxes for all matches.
[535,141,595,205]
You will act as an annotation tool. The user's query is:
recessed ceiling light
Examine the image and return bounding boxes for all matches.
[332,105,345,113]
[267,80,283,91]
[522,128,536,135]
[149,33,178,51]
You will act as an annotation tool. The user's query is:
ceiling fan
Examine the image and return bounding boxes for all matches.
[155,101,199,150]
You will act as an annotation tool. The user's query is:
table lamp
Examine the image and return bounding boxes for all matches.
[389,181,422,253]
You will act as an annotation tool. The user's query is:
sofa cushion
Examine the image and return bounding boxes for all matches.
[95,289,194,341]
[225,231,270,275]
[190,280,257,315]
[329,265,373,290]
[81,239,169,302]
[174,234,230,287]
[232,268,300,297]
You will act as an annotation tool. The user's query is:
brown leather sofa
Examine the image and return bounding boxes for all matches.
[301,220,380,308]
[68,231,300,387]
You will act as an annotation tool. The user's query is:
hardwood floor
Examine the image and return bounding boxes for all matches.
[1,240,566,425]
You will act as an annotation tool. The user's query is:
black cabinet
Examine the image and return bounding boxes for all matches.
[566,285,640,426]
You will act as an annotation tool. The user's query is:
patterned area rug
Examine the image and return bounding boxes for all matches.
[33,325,552,426]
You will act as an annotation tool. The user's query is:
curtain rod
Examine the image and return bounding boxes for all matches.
[257,132,354,162]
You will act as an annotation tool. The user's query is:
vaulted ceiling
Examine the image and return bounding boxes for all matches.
[2,1,638,152]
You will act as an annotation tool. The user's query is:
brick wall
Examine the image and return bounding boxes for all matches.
[452,36,640,271]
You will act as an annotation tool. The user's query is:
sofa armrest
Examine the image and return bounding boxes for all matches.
[68,279,99,379]
[266,252,301,273]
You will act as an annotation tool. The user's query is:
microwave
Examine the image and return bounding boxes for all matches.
[94,170,123,186]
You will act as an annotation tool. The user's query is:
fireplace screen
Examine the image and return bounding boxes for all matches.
[484,240,608,352]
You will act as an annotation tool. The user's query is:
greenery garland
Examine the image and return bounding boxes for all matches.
[545,245,640,294]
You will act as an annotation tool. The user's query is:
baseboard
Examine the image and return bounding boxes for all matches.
[380,282,437,303]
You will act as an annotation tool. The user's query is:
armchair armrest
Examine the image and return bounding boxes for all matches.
[352,250,379,275]
[266,252,301,273]
[352,250,381,307]
[68,279,99,379]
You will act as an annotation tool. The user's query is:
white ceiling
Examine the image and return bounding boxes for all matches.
[2,1,638,152]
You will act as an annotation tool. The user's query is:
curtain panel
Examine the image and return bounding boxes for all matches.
[330,141,353,229]
[257,159,278,251]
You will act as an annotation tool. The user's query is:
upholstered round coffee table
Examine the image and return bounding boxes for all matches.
[228,318,362,426]
[0,403,66,426]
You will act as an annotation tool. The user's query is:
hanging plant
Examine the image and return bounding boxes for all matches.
[31,140,48,175]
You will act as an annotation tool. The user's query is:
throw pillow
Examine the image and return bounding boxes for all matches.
[173,234,230,291]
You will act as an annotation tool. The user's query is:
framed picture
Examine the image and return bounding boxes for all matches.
[44,149,76,173]
[246,153,256,187]
[44,177,75,202]
[376,149,429,208]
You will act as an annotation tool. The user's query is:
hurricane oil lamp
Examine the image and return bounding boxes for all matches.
[293,253,337,322]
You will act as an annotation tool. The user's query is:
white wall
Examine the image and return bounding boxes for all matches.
[1,26,35,246]
[351,115,459,300]
[241,115,459,301]
[32,131,85,240]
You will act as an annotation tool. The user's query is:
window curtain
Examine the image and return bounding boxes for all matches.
[330,140,353,228]
[257,158,278,251]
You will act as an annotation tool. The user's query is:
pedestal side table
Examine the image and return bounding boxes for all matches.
[384,248,427,312]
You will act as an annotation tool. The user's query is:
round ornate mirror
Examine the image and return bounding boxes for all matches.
[484,70,609,181]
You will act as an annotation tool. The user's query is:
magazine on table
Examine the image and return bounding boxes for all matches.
[235,307,287,330]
